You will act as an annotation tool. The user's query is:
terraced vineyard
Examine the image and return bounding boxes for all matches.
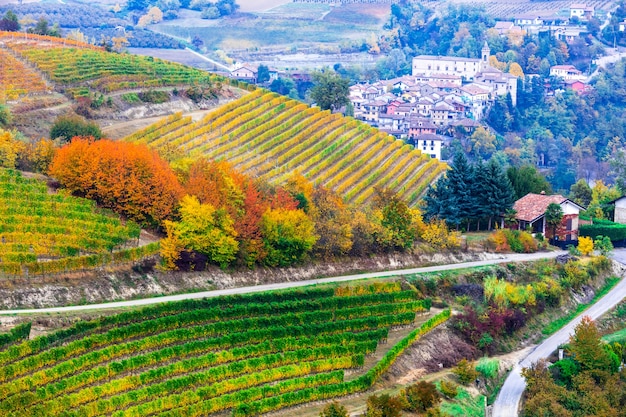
[0,32,238,97]
[0,169,156,277]
[0,282,450,417]
[0,48,50,101]
[126,90,448,206]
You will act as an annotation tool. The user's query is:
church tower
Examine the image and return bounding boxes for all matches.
[481,41,490,70]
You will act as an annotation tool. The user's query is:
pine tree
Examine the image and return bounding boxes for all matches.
[446,152,475,231]
[485,159,515,230]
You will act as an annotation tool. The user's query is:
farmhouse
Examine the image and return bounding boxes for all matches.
[414,133,444,160]
[230,65,258,83]
[570,3,594,20]
[513,192,585,243]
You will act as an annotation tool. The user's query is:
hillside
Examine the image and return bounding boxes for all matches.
[0,282,449,417]
[0,168,157,277]
[126,90,447,206]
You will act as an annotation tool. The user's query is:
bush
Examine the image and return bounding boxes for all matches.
[0,104,12,127]
[50,114,102,142]
[577,236,593,256]
[366,394,404,417]
[453,359,479,385]
[401,381,441,413]
[320,402,348,417]
[138,90,170,104]
[122,92,141,103]
[439,379,459,398]
[580,222,626,242]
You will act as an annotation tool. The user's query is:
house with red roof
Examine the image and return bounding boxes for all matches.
[513,192,585,243]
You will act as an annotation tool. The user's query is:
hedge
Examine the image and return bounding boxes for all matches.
[579,223,626,242]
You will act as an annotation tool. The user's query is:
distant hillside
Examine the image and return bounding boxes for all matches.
[126,89,447,206]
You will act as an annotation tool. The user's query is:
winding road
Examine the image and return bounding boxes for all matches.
[492,248,626,417]
[0,251,567,315]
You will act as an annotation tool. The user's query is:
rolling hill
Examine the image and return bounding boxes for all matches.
[126,90,447,206]
[1,31,446,207]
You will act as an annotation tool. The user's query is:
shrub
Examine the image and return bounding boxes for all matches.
[401,381,441,413]
[0,104,11,127]
[366,394,404,417]
[453,359,479,385]
[594,235,613,255]
[320,402,348,417]
[580,222,626,242]
[49,114,102,142]
[439,379,459,398]
[122,92,141,103]
[138,90,169,103]
[577,236,593,256]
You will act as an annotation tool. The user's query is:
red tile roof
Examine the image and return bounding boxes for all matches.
[513,193,568,222]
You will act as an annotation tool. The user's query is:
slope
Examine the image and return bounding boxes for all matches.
[125,90,448,206]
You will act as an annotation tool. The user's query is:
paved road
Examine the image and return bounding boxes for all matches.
[0,251,565,315]
[492,249,626,417]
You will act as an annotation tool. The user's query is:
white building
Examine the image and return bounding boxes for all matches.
[415,133,444,160]
[412,42,490,81]
[570,4,594,20]
[550,65,586,81]
[613,196,626,224]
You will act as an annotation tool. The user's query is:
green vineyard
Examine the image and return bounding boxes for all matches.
[126,90,448,206]
[0,282,450,416]
[0,33,239,96]
[0,169,155,276]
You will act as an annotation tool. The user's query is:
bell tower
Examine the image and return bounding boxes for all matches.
[481,41,490,69]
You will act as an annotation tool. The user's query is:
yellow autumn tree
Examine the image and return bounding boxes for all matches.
[0,129,26,169]
[160,195,239,269]
[137,6,163,27]
[508,62,524,78]
[577,236,594,256]
[261,208,317,267]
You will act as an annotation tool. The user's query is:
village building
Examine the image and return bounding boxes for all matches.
[513,192,585,244]
[550,65,586,81]
[611,196,626,224]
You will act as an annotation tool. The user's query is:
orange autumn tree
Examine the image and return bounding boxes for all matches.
[49,138,183,226]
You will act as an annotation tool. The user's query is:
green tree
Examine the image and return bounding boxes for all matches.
[257,64,270,83]
[569,179,592,207]
[50,114,103,142]
[162,195,239,269]
[545,202,563,242]
[0,105,11,128]
[374,188,417,250]
[484,159,515,229]
[261,208,317,267]
[610,148,626,194]
[470,126,497,158]
[507,165,552,200]
[320,402,349,417]
[453,358,479,385]
[270,77,297,96]
[0,10,20,31]
[309,70,350,111]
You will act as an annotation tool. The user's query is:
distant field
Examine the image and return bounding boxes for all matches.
[152,2,387,52]
[237,0,292,12]
[446,0,615,18]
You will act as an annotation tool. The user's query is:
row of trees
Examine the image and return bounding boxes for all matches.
[47,138,459,270]
[424,152,515,231]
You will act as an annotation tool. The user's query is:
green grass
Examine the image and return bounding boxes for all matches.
[439,387,485,417]
[475,357,499,379]
[542,276,621,336]
[602,327,626,344]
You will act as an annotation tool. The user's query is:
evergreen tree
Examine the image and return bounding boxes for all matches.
[446,152,475,231]
[484,159,515,229]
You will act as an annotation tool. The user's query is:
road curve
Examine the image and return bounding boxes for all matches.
[492,249,626,417]
[0,251,566,315]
